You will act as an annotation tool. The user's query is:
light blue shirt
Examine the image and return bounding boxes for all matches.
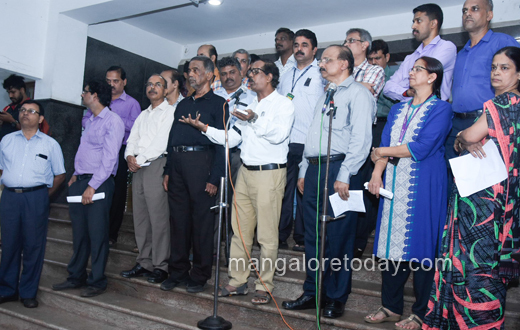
[277,59,326,144]
[0,130,65,188]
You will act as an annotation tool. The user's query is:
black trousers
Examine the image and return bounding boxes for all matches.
[0,188,49,299]
[67,176,114,289]
[109,145,128,242]
[167,150,215,284]
[279,143,305,244]
[381,261,435,320]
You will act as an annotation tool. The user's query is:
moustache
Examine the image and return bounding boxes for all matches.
[412,29,419,34]
[275,44,283,48]
[295,51,304,56]
[225,79,235,84]
[320,68,326,72]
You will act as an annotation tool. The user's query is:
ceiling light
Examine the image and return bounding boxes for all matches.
[208,0,222,5]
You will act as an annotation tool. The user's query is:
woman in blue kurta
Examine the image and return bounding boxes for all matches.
[364,57,452,330]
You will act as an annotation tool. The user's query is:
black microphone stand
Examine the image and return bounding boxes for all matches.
[316,97,345,329]
[197,102,234,330]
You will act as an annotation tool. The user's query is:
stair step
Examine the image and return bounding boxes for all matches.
[0,302,121,330]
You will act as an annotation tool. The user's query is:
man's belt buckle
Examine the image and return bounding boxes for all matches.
[14,188,23,193]
[180,146,188,152]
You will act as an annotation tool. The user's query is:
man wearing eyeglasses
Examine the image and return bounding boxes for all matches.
[53,80,124,298]
[82,66,141,247]
[283,45,373,318]
[277,29,326,252]
[119,74,175,285]
[232,49,252,88]
[179,59,294,304]
[0,100,65,308]
[383,3,456,102]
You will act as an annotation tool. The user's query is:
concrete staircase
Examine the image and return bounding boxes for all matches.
[1,203,519,329]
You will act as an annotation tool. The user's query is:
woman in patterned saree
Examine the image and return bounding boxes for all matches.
[364,56,452,330]
[423,46,520,330]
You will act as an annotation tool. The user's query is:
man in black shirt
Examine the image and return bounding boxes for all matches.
[161,56,228,293]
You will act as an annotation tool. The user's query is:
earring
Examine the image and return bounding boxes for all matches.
[427,80,431,84]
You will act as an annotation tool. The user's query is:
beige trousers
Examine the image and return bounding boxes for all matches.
[228,165,286,292]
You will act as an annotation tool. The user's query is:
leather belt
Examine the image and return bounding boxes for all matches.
[308,154,346,165]
[376,116,387,122]
[172,145,213,152]
[454,109,483,119]
[243,163,286,171]
[230,147,239,153]
[77,174,93,180]
[6,185,46,193]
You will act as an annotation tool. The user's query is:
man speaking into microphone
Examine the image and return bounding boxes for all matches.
[282,45,373,318]
[180,59,294,305]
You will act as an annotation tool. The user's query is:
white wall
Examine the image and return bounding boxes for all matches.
[183,2,520,60]
[88,21,185,68]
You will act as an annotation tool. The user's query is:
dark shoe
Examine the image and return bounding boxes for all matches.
[21,298,38,308]
[279,240,289,249]
[322,300,345,318]
[292,243,305,252]
[354,248,364,259]
[282,294,316,310]
[80,286,106,298]
[160,274,188,291]
[186,278,207,293]
[120,263,153,278]
[0,294,18,304]
[147,269,168,284]
[52,280,85,291]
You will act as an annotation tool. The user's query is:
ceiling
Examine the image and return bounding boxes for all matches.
[63,0,459,45]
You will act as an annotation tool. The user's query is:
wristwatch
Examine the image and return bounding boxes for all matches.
[248,113,258,124]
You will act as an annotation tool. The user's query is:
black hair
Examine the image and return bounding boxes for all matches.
[23,100,44,116]
[294,29,318,49]
[256,59,280,88]
[494,46,520,72]
[163,69,185,91]
[369,39,389,55]
[325,45,355,75]
[418,56,444,99]
[275,27,295,40]
[218,57,242,72]
[3,74,26,91]
[250,54,261,63]
[190,56,215,75]
[106,66,126,80]
[413,3,444,31]
[87,79,112,107]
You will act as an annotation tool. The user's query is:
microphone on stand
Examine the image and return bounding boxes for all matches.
[226,85,248,103]
[321,83,337,113]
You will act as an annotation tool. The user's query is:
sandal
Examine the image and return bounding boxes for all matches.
[216,283,248,297]
[395,314,422,330]
[292,243,305,252]
[251,290,272,305]
[365,306,401,324]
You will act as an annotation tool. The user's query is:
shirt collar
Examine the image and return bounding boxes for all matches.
[464,29,493,50]
[90,106,110,120]
[256,90,278,104]
[15,129,42,140]
[191,89,214,100]
[146,100,170,112]
[338,75,355,88]
[113,91,128,102]
[355,59,369,71]
[415,35,441,54]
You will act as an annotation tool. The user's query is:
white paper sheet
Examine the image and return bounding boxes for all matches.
[449,141,508,197]
[329,191,365,216]
[140,162,151,167]
[66,192,106,203]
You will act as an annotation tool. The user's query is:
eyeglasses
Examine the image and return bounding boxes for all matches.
[344,38,363,44]
[318,57,338,65]
[247,68,266,76]
[409,65,428,73]
[145,82,164,88]
[19,108,40,115]
[81,90,91,95]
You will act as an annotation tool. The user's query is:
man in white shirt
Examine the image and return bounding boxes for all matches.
[274,28,296,78]
[119,74,176,285]
[277,29,326,251]
[180,59,294,305]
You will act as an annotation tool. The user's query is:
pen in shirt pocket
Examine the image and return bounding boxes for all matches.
[36,153,48,160]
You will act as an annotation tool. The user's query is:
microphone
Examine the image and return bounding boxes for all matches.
[226,85,248,103]
[321,83,337,113]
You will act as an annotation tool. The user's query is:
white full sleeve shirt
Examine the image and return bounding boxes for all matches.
[124,100,176,165]
[203,90,294,166]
